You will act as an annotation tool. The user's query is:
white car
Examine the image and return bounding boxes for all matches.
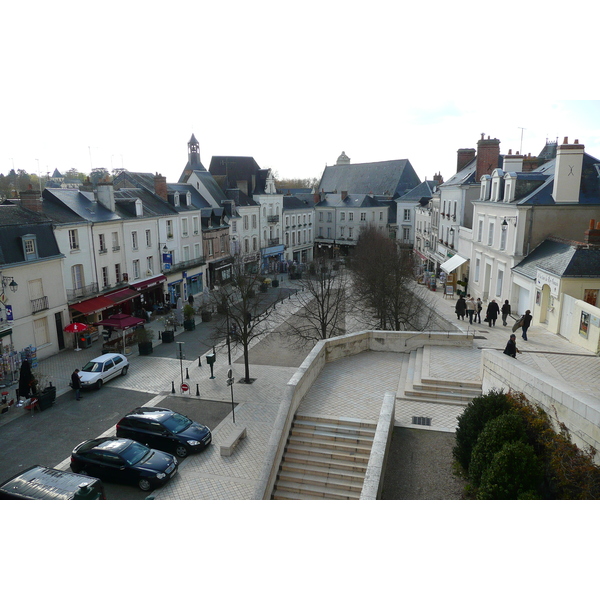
[79,353,129,390]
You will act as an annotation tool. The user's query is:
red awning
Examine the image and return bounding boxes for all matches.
[95,314,146,331]
[129,274,167,291]
[70,295,115,315]
[105,288,141,305]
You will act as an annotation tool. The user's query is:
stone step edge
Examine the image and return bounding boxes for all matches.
[288,434,373,453]
[285,443,371,462]
[283,451,369,472]
[277,470,364,492]
[292,420,377,438]
[295,413,378,429]
[274,480,361,500]
[280,461,366,482]
[290,429,375,445]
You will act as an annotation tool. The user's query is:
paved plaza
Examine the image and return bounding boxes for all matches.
[1,282,598,499]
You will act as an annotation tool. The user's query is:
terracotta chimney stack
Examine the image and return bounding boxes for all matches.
[154,173,168,201]
[476,134,501,182]
[457,148,476,173]
[19,185,43,213]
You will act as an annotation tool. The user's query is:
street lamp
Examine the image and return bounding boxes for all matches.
[501,217,517,231]
[1,275,18,294]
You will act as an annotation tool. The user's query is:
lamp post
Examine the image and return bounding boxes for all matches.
[0,273,18,307]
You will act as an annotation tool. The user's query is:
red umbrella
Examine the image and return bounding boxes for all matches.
[64,322,88,351]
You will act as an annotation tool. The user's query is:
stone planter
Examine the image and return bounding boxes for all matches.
[184,319,196,331]
[161,330,175,343]
[201,311,212,322]
[272,279,279,288]
[138,341,153,355]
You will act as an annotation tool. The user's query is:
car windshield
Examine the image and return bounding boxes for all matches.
[119,442,152,466]
[162,413,193,434]
[82,361,103,373]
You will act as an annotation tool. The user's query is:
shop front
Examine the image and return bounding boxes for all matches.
[261,244,285,274]
[208,258,233,289]
[128,274,167,315]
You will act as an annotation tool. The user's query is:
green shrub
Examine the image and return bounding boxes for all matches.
[477,440,544,500]
[469,413,528,486]
[453,388,513,472]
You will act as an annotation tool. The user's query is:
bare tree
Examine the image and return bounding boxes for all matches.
[209,254,284,383]
[284,258,347,345]
[349,225,435,331]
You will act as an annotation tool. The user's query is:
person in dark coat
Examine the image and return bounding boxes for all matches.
[501,300,511,326]
[521,309,533,340]
[18,360,34,400]
[71,368,82,401]
[503,334,521,358]
[476,298,483,323]
[486,299,500,327]
[455,296,467,320]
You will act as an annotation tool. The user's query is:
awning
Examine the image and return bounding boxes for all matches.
[129,274,167,291]
[95,313,145,331]
[70,295,115,315]
[105,288,141,305]
[0,327,12,339]
[440,254,468,274]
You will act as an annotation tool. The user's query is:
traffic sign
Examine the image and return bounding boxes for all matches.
[180,383,189,392]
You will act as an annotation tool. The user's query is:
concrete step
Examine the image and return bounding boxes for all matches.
[403,387,479,404]
[285,442,371,464]
[418,377,482,391]
[272,489,332,500]
[274,479,361,500]
[292,419,376,440]
[295,413,378,430]
[278,468,365,492]
[290,427,374,446]
[283,450,369,473]
[288,433,372,453]
[280,460,366,484]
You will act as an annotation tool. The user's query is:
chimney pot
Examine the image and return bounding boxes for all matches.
[574,139,579,144]
[563,137,569,144]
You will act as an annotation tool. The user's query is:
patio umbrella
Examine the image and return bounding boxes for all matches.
[64,322,88,351]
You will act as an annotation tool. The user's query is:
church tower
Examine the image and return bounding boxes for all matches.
[179,133,207,183]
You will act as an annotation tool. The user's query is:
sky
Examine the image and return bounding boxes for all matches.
[3,2,599,188]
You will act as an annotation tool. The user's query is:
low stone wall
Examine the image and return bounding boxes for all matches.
[360,392,396,500]
[256,329,472,499]
[481,349,600,463]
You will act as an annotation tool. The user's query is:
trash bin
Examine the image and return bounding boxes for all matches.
[79,332,93,349]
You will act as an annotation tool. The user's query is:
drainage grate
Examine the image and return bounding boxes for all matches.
[412,416,432,426]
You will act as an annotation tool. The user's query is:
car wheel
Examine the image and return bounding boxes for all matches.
[96,379,103,390]
[175,445,188,458]
[138,478,152,492]
[121,366,128,376]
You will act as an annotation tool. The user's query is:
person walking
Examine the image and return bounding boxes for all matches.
[486,299,500,327]
[18,359,34,401]
[71,368,82,401]
[455,296,467,320]
[503,334,521,358]
[465,296,476,325]
[501,300,511,326]
[476,298,483,323]
[521,309,533,341]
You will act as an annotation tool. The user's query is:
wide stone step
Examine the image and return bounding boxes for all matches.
[285,442,371,463]
[274,479,361,500]
[403,387,479,403]
[418,377,482,391]
[272,489,331,500]
[283,450,369,473]
[280,461,366,484]
[295,413,378,430]
[292,419,376,440]
[288,433,372,453]
[290,427,374,446]
[278,468,365,492]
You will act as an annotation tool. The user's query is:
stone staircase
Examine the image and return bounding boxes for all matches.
[272,414,377,500]
[397,346,482,406]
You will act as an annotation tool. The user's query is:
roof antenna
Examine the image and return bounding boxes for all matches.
[518,127,526,154]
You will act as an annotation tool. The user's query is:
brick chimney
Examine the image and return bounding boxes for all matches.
[154,173,168,201]
[553,137,585,203]
[19,185,43,212]
[522,153,539,172]
[457,148,476,173]
[433,172,444,185]
[583,219,600,247]
[476,134,501,182]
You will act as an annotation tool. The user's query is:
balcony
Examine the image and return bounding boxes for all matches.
[167,255,207,273]
[267,215,280,223]
[31,296,49,314]
[267,237,280,247]
[67,283,99,302]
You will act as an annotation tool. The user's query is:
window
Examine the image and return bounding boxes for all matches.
[183,246,190,262]
[349,212,354,221]
[131,231,138,250]
[167,220,173,239]
[327,213,332,222]
[102,266,109,288]
[348,227,353,239]
[33,317,49,347]
[341,212,346,221]
[403,209,410,222]
[500,227,507,251]
[380,211,384,221]
[174,192,180,207]
[115,263,121,284]
[319,212,324,222]
[252,214,257,228]
[194,243,201,258]
[475,258,480,282]
[244,215,249,230]
[220,236,225,253]
[98,234,106,252]
[318,227,323,237]
[292,232,296,245]
[340,226,345,237]
[292,215,296,226]
[232,220,237,234]
[133,259,140,279]
[25,238,36,255]
[182,218,188,237]
[147,256,154,273]
[403,228,410,241]
[145,229,151,247]
[327,227,331,238]
[360,212,366,221]
[285,215,289,226]
[69,229,79,250]
[208,239,214,256]
[193,216,199,234]
[112,232,119,251]
[253,237,257,251]
[488,222,494,246]
[303,231,306,243]
[245,238,250,253]
[496,269,504,297]
[477,220,483,242]
[71,264,84,291]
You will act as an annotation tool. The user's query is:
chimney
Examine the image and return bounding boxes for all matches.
[552,137,585,203]
[341,191,348,201]
[433,172,444,185]
[583,219,600,247]
[522,153,538,172]
[503,149,524,172]
[154,173,168,201]
[19,185,43,213]
[476,134,501,182]
[95,180,115,212]
[457,148,476,173]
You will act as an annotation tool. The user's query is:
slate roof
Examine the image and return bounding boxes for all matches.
[318,159,421,199]
[192,170,229,204]
[316,193,381,208]
[513,238,600,279]
[0,203,61,266]
[113,188,178,217]
[42,189,121,222]
[283,196,314,210]
[397,180,437,202]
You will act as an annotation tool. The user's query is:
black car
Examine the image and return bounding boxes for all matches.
[71,437,178,492]
[116,406,212,458]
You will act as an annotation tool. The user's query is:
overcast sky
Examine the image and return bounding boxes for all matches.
[3,2,599,187]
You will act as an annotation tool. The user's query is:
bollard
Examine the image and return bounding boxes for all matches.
[186,367,189,379]
[196,383,200,396]
[171,381,175,394]
[198,356,202,367]
[158,331,162,340]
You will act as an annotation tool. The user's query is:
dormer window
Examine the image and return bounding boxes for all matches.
[135,199,143,217]
[186,192,191,206]
[22,234,38,260]
[174,193,180,207]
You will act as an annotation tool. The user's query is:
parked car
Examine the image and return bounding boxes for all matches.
[79,353,129,390]
[0,465,106,500]
[116,406,212,458]
[71,437,178,491]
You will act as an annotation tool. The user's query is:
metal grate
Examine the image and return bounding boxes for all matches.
[412,416,432,426]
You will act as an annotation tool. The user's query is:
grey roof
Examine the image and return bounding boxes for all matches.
[42,188,121,222]
[283,196,314,210]
[439,157,477,187]
[0,203,61,266]
[167,183,213,209]
[397,180,437,202]
[316,193,381,208]
[192,170,229,204]
[318,159,421,199]
[513,238,600,279]
[113,188,178,217]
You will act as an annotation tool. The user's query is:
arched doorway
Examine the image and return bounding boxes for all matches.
[539,284,551,323]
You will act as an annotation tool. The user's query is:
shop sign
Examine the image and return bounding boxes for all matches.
[536,270,560,297]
